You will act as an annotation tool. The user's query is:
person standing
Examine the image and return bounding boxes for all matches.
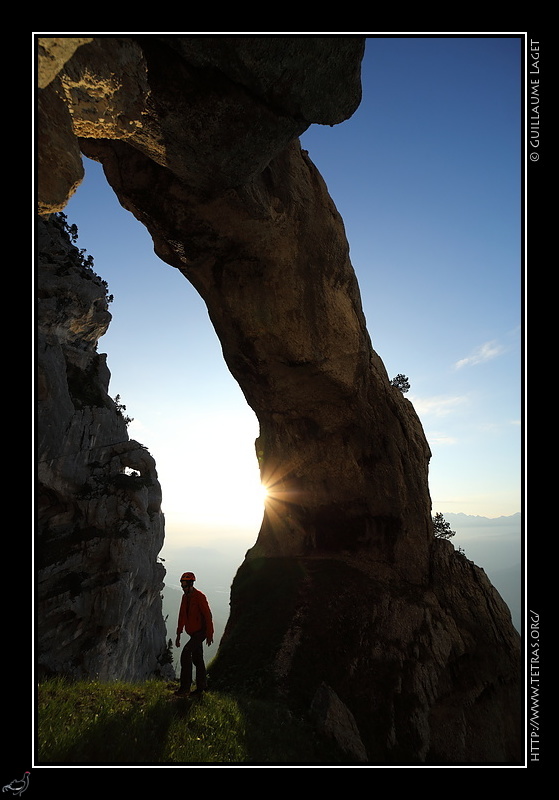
[174,572,214,697]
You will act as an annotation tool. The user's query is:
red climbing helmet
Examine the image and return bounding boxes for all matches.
[180,572,196,582]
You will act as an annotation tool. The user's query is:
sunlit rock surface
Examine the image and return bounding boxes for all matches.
[36,36,521,763]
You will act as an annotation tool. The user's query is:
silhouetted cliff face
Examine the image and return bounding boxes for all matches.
[37,214,169,680]
[36,36,521,762]
[213,546,521,764]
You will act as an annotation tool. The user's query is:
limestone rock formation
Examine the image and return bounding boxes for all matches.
[213,545,521,763]
[36,36,522,763]
[310,683,369,763]
[37,213,170,680]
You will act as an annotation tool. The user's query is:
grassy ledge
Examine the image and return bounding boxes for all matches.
[37,677,351,765]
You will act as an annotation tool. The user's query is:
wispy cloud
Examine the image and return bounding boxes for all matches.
[427,432,457,446]
[454,340,504,370]
[411,394,468,418]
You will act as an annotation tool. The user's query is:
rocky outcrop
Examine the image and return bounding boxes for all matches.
[36,36,521,763]
[37,213,170,680]
[213,546,521,763]
[37,36,364,214]
[310,683,369,763]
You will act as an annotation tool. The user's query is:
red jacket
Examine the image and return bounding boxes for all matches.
[176,588,214,639]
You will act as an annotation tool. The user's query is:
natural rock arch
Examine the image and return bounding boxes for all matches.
[36,36,522,764]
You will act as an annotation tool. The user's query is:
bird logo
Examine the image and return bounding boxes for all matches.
[2,773,30,796]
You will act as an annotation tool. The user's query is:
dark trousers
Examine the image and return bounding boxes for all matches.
[179,629,207,690]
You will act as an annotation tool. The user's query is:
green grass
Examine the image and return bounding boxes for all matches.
[37,677,350,765]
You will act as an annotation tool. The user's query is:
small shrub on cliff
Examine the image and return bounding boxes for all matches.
[390,374,410,393]
[159,638,174,667]
[53,212,113,303]
[114,394,134,427]
[432,512,456,540]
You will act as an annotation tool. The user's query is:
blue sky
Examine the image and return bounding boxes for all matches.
[64,36,523,565]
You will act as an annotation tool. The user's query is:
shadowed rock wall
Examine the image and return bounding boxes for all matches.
[36,36,522,763]
[37,213,170,680]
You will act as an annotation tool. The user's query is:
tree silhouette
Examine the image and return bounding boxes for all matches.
[433,512,456,539]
